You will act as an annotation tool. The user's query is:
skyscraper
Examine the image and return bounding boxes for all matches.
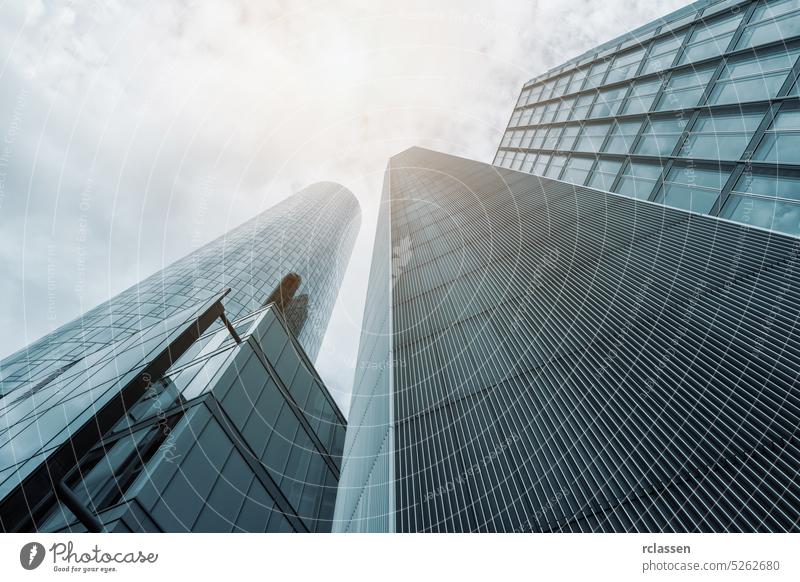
[0,182,360,532]
[334,146,800,532]
[494,0,800,237]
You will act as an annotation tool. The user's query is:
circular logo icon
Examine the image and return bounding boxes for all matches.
[20,542,46,570]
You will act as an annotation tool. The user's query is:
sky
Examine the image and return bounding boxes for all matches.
[0,0,689,415]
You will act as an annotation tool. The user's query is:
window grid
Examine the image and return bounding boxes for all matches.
[496,0,800,236]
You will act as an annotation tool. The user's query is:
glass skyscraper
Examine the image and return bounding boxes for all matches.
[494,0,800,237]
[335,146,800,532]
[0,182,360,532]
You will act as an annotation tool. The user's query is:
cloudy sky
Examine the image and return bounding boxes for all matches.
[0,0,688,414]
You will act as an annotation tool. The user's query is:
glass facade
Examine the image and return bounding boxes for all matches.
[495,0,800,237]
[340,146,800,532]
[0,183,360,532]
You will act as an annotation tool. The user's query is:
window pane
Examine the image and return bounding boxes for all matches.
[613,161,664,199]
[681,109,764,160]
[678,12,744,64]
[557,124,581,150]
[587,158,623,190]
[590,86,629,118]
[570,93,596,121]
[603,119,643,154]
[584,59,612,90]
[753,105,800,163]
[635,117,689,157]
[554,97,576,122]
[533,153,551,174]
[737,0,800,49]
[574,122,612,152]
[562,156,595,185]
[544,154,567,178]
[655,165,730,213]
[641,34,686,75]
[605,48,645,85]
[656,67,715,111]
[708,48,800,105]
[622,78,663,114]
[542,126,563,150]
[566,67,588,94]
[721,170,800,235]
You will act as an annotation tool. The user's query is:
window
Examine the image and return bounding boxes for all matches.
[554,97,577,122]
[623,78,663,114]
[500,131,513,147]
[708,48,800,105]
[588,158,624,190]
[641,34,686,75]
[680,109,764,160]
[557,124,581,150]
[510,130,524,148]
[753,104,800,163]
[570,93,596,121]
[542,126,564,150]
[532,153,551,175]
[574,122,612,152]
[603,119,644,154]
[655,66,715,110]
[584,59,612,90]
[551,73,573,99]
[526,84,544,105]
[529,104,546,125]
[655,165,731,213]
[530,127,546,149]
[590,86,629,118]
[605,48,646,85]
[511,151,525,170]
[720,169,800,235]
[566,67,589,94]
[635,117,689,157]
[614,160,664,199]
[540,101,560,124]
[678,12,744,64]
[562,156,595,185]
[737,0,800,49]
[522,153,537,172]
[544,154,567,178]
[516,88,531,108]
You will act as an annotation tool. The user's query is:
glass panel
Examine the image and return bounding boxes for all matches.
[561,156,595,185]
[588,158,624,190]
[655,165,731,213]
[542,126,564,150]
[566,67,589,94]
[570,93,596,121]
[551,73,573,99]
[603,119,643,154]
[554,97,577,122]
[532,153,551,175]
[584,59,612,90]
[721,170,800,235]
[681,109,765,160]
[753,105,800,163]
[737,0,800,49]
[641,34,686,75]
[544,154,567,178]
[678,12,744,64]
[613,160,664,199]
[708,48,800,105]
[656,66,715,111]
[590,86,629,118]
[574,122,612,152]
[604,48,646,85]
[557,124,581,150]
[622,78,663,114]
[634,117,689,157]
